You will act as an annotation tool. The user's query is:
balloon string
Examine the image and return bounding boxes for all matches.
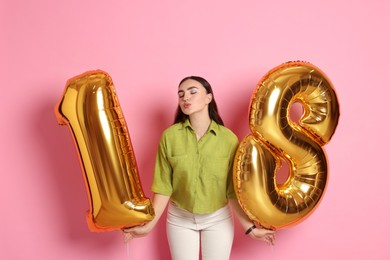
[126,241,130,260]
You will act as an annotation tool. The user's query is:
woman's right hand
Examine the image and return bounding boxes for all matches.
[122,193,170,243]
[122,193,171,243]
[122,222,153,242]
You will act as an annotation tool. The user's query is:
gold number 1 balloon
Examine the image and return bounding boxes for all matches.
[55,70,154,232]
[234,61,340,230]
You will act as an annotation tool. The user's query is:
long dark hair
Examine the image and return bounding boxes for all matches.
[174,76,224,126]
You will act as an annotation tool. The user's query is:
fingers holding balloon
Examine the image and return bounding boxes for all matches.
[266,232,276,246]
[249,227,276,245]
[122,226,139,242]
[122,231,133,243]
[122,222,151,240]
[263,235,275,246]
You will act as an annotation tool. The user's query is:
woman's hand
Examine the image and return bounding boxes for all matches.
[122,193,171,243]
[229,199,276,245]
[248,226,276,245]
[122,222,152,242]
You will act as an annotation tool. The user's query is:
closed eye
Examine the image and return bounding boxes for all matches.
[178,86,198,98]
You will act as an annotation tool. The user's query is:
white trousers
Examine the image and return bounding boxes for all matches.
[166,202,234,260]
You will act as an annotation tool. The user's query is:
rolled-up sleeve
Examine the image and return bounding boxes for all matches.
[226,138,239,199]
[151,134,173,196]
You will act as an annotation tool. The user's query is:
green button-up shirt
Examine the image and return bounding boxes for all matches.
[151,119,239,214]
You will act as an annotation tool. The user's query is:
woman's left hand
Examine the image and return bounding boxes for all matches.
[249,227,276,245]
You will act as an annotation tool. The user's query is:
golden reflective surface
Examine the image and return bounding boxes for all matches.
[234,61,340,230]
[55,70,154,232]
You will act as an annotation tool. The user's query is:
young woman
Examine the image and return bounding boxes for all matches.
[123,76,275,260]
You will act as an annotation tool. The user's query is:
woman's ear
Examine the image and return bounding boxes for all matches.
[207,93,213,104]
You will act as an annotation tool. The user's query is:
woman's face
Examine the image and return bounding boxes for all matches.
[178,79,212,116]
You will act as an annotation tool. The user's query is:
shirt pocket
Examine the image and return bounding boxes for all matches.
[203,156,230,182]
[168,154,189,178]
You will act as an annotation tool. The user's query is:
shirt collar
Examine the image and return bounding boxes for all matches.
[183,118,218,135]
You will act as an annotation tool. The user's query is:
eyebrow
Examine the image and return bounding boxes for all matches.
[178,86,198,93]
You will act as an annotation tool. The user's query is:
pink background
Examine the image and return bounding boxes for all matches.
[1,0,389,259]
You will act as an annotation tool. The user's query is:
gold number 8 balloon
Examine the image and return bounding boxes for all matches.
[234,61,340,230]
[55,70,154,232]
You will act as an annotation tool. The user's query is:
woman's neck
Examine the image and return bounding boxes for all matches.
[189,114,211,141]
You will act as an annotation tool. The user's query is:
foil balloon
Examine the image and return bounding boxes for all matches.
[55,70,154,232]
[234,61,340,230]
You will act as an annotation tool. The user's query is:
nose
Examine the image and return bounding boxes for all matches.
[182,92,190,101]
